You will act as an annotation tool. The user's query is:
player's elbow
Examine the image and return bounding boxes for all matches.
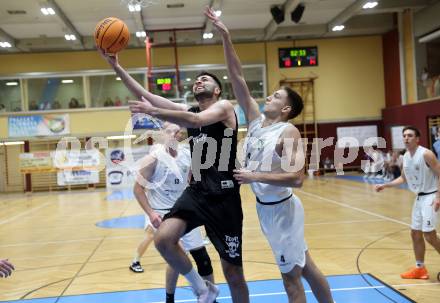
[133,182,144,196]
[291,173,304,188]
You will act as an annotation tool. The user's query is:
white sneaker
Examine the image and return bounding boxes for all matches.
[197,280,219,303]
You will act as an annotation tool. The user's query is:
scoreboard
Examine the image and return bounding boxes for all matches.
[279,47,318,68]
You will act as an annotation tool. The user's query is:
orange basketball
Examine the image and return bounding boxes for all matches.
[95,17,130,54]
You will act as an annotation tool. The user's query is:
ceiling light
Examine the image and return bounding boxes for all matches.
[363,1,378,9]
[332,25,345,31]
[41,7,55,15]
[0,42,12,48]
[62,79,74,84]
[64,34,76,41]
[214,10,222,17]
[223,75,228,80]
[6,82,18,86]
[116,77,121,81]
[203,32,213,39]
[186,78,191,81]
[136,31,146,38]
[128,4,141,12]
[106,135,136,140]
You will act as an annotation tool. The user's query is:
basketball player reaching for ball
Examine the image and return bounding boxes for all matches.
[132,122,216,303]
[205,7,334,303]
[99,53,249,302]
[376,126,440,280]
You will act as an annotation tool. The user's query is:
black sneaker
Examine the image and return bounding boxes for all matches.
[129,261,144,273]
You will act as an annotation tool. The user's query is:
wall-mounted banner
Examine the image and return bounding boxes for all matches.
[106,146,151,189]
[53,150,103,171]
[9,114,70,137]
[57,170,99,186]
[19,152,53,173]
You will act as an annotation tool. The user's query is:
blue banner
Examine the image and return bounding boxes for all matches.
[8,114,70,137]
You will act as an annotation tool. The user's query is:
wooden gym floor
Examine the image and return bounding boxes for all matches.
[0,174,439,302]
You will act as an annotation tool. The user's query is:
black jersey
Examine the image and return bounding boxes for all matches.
[187,106,239,194]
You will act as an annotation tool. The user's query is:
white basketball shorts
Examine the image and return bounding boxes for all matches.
[256,194,307,274]
[411,193,439,232]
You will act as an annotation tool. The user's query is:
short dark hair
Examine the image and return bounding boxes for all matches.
[195,71,222,97]
[402,126,420,137]
[282,86,304,120]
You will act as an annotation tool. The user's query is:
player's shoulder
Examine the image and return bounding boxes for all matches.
[281,123,301,139]
[421,146,436,159]
[216,99,235,111]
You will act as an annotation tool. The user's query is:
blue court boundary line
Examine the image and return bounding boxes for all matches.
[1,273,413,303]
[368,273,416,303]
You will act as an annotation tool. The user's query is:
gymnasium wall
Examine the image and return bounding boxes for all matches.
[0,35,385,125]
[382,99,440,148]
[382,29,402,108]
[317,120,384,169]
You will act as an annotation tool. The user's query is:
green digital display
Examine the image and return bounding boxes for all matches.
[279,47,318,68]
[156,77,172,91]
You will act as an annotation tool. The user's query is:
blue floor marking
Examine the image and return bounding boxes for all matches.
[95,214,145,229]
[106,189,135,201]
[1,274,414,303]
[333,175,408,189]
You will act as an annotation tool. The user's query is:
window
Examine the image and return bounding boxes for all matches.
[89,73,145,107]
[0,79,21,112]
[28,77,84,110]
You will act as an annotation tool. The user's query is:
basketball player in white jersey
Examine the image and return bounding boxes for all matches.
[133,122,216,303]
[376,126,440,279]
[205,7,333,303]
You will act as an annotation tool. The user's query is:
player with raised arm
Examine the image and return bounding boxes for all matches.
[100,47,250,303]
[205,7,334,303]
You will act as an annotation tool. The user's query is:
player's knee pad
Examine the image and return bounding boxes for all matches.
[190,247,213,276]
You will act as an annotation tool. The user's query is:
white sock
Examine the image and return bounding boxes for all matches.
[184,268,207,295]
[132,253,140,263]
[416,261,424,268]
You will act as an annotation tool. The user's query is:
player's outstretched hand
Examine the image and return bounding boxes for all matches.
[204,6,229,36]
[98,48,119,68]
[0,259,14,278]
[375,184,385,192]
[129,97,154,114]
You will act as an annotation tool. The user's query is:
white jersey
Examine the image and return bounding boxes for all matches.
[145,144,191,210]
[403,146,438,194]
[244,116,292,202]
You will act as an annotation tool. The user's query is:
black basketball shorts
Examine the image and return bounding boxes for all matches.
[164,186,244,266]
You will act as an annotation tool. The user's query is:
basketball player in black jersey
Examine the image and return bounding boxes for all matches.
[99,51,249,303]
